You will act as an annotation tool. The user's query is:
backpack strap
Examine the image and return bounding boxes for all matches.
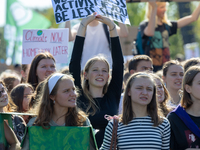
[172,105,200,138]
[164,23,171,35]
[102,23,111,51]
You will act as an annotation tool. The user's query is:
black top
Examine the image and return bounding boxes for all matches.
[167,112,200,149]
[140,21,177,72]
[69,36,124,148]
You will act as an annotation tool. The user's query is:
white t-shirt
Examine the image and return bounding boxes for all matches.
[73,22,112,70]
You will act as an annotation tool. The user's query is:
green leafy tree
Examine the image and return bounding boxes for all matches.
[35,8,59,28]
[0,28,6,62]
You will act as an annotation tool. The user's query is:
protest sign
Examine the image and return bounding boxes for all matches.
[126,0,200,2]
[22,29,69,64]
[27,126,98,150]
[0,113,13,150]
[0,112,32,150]
[51,0,130,24]
[51,0,96,23]
[95,0,130,24]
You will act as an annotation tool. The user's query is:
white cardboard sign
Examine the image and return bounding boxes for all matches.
[22,29,69,64]
[51,0,130,24]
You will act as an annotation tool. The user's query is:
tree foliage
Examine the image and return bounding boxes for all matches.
[1,2,200,62]
[127,2,200,60]
[0,28,6,62]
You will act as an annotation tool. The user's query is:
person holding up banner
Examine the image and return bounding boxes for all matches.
[66,18,128,70]
[22,73,95,149]
[0,80,24,149]
[167,66,200,149]
[139,0,200,72]
[69,13,124,148]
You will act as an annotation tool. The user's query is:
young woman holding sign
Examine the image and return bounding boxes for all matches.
[69,13,124,148]
[0,80,25,149]
[22,73,95,149]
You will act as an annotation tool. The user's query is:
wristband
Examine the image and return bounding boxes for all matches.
[109,24,116,31]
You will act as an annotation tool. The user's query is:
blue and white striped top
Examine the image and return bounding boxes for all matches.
[100,116,170,150]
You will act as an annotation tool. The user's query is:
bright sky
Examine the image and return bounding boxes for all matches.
[0,0,53,27]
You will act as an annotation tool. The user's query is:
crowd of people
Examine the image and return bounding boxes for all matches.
[1,1,200,150]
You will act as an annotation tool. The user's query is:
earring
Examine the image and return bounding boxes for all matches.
[53,100,55,104]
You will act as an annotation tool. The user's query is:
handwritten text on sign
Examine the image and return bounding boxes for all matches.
[51,0,130,24]
[22,29,69,64]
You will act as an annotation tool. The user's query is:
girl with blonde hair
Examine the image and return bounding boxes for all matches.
[139,0,200,72]
[69,13,124,148]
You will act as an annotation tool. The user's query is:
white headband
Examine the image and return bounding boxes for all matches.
[48,73,64,94]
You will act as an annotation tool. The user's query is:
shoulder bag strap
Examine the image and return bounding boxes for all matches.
[109,118,119,150]
[172,105,200,138]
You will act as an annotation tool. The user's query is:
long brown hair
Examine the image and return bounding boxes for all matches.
[181,66,200,109]
[10,83,34,112]
[34,73,86,129]
[151,74,172,116]
[121,73,163,126]
[82,56,110,115]
[27,52,56,90]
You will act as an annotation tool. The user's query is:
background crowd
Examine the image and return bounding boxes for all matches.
[1,1,200,150]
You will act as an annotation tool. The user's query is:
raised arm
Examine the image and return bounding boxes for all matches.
[69,13,96,89]
[95,14,118,37]
[4,121,20,150]
[116,22,128,37]
[65,21,77,41]
[177,3,200,28]
[144,1,157,37]
[95,15,124,102]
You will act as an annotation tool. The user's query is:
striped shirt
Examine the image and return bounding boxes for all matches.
[100,116,170,150]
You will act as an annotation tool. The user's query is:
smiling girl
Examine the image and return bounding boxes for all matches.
[69,13,123,147]
[100,72,170,149]
[22,73,93,149]
[0,80,25,149]
[167,66,200,149]
[162,60,184,108]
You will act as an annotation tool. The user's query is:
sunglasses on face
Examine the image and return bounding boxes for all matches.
[0,88,7,97]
